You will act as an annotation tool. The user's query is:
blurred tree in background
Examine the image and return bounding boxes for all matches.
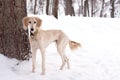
[28,0,120,18]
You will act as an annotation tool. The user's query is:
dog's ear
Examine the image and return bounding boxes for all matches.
[35,17,42,27]
[22,17,30,30]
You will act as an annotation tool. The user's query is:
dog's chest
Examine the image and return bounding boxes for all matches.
[29,37,40,48]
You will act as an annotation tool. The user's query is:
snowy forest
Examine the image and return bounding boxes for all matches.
[27,0,120,18]
[1,0,120,80]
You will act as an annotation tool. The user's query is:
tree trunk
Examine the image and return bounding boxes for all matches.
[0,0,30,60]
[100,0,105,17]
[33,0,37,14]
[46,0,49,15]
[64,0,75,16]
[81,0,84,16]
[83,0,87,17]
[86,0,89,17]
[110,0,115,18]
[52,0,58,19]
[83,0,89,17]
[91,0,94,17]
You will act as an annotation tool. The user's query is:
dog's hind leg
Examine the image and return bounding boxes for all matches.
[57,45,67,70]
[57,50,70,70]
[58,50,66,70]
[56,38,70,70]
[64,55,70,69]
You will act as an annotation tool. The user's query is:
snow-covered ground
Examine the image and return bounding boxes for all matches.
[1,15,120,80]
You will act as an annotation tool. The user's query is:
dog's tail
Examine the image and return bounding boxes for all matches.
[69,41,81,51]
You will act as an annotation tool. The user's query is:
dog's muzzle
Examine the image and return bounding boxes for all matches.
[30,31,34,36]
[30,32,35,39]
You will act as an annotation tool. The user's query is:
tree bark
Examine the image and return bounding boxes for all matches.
[52,0,58,19]
[34,0,37,14]
[91,0,94,17]
[64,0,75,16]
[81,0,84,16]
[83,0,87,17]
[87,0,89,17]
[0,0,30,60]
[83,0,89,17]
[110,0,115,18]
[100,0,105,17]
[46,0,49,15]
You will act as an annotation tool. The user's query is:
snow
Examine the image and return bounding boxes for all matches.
[1,15,120,80]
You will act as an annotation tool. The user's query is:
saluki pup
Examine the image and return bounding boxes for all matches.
[22,16,81,75]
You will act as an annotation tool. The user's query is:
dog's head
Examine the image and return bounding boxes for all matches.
[22,17,42,33]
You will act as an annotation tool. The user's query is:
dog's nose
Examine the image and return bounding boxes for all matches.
[31,28,34,31]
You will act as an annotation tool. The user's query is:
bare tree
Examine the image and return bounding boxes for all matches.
[46,0,50,15]
[100,0,105,17]
[34,0,37,14]
[64,0,75,16]
[110,0,115,18]
[91,0,94,17]
[83,0,89,17]
[81,0,84,16]
[52,0,58,19]
[0,0,30,60]
[83,0,87,16]
[26,0,120,17]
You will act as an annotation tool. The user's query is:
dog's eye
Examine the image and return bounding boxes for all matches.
[34,21,36,24]
[29,21,31,23]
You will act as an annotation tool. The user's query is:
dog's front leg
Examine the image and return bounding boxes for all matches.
[32,49,37,73]
[40,48,45,75]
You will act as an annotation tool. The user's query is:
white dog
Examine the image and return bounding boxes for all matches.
[22,16,81,75]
